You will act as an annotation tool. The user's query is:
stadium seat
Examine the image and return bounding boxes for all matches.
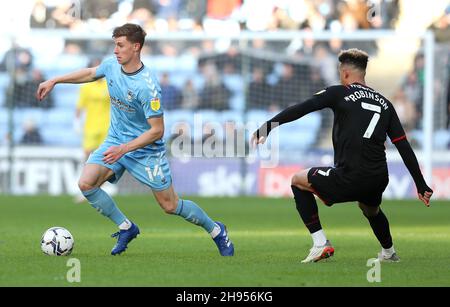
[434,129,450,149]
[0,73,9,106]
[52,55,88,71]
[143,55,197,74]
[45,108,75,128]
[277,128,316,151]
[229,94,245,111]
[408,129,450,149]
[223,74,244,94]
[168,73,189,88]
[247,109,270,125]
[13,108,45,127]
[288,112,321,131]
[164,109,195,139]
[409,130,424,148]
[190,75,205,90]
[0,73,10,89]
[196,109,221,123]
[220,110,244,123]
[52,84,80,108]
[0,107,7,126]
[176,55,198,73]
[41,126,80,147]
[0,125,6,145]
[143,56,178,73]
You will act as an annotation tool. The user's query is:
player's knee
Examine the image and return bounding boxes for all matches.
[78,180,95,192]
[291,172,310,191]
[158,199,177,214]
[291,174,302,187]
[358,203,379,217]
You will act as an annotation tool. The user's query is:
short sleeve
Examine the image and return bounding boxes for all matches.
[95,57,114,79]
[138,78,163,118]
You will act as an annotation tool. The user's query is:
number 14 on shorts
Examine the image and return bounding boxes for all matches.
[145,165,166,182]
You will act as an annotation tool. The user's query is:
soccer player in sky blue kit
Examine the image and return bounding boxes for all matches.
[36,23,234,256]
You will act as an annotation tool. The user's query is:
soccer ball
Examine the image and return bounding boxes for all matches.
[41,227,74,256]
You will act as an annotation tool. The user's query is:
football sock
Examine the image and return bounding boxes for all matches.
[82,187,127,226]
[364,209,393,249]
[311,229,327,247]
[175,199,215,233]
[291,185,323,234]
[382,246,396,258]
[118,219,132,230]
[209,224,221,238]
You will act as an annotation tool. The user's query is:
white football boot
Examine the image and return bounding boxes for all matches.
[301,240,335,263]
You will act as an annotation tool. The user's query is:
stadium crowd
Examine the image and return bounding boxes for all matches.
[29,0,399,33]
[1,0,450,150]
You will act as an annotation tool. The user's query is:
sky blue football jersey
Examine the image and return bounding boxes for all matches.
[95,57,164,154]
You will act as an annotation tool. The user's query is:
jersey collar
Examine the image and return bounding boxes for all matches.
[121,62,145,76]
[352,82,374,91]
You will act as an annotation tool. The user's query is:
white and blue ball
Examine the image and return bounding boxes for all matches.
[41,227,74,256]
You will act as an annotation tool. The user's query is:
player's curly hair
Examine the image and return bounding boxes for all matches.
[338,48,369,71]
[112,23,147,50]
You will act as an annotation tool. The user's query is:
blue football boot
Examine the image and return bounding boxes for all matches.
[110,222,140,255]
[213,222,234,256]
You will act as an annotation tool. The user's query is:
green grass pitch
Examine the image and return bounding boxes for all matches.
[0,195,449,286]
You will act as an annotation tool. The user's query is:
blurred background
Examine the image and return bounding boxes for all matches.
[0,0,449,199]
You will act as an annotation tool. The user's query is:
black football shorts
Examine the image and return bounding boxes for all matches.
[307,166,389,207]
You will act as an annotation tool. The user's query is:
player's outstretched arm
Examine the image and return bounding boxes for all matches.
[394,138,433,206]
[102,116,164,164]
[251,86,338,148]
[36,66,99,101]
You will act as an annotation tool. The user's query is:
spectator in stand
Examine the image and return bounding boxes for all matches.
[206,0,241,19]
[391,89,418,134]
[401,70,423,124]
[160,73,182,110]
[14,69,54,108]
[247,67,272,110]
[401,53,425,128]
[181,79,199,110]
[272,63,308,110]
[0,42,53,108]
[428,4,450,43]
[199,62,231,110]
[313,44,339,85]
[0,42,33,74]
[20,119,43,145]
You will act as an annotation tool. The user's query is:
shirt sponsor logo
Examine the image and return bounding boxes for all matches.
[110,96,136,113]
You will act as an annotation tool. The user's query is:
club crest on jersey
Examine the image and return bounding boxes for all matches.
[127,90,134,102]
[151,98,160,111]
